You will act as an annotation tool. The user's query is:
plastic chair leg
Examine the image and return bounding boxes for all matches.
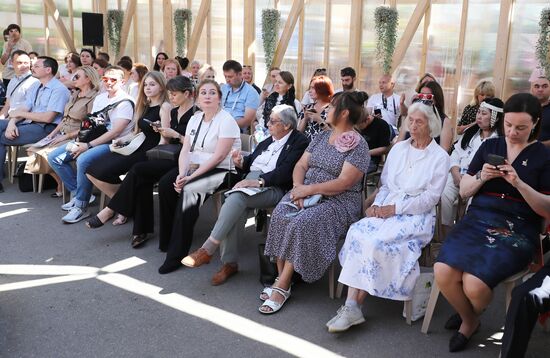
[404,300,412,325]
[421,280,441,334]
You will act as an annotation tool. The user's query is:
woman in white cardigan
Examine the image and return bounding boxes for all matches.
[327,101,450,333]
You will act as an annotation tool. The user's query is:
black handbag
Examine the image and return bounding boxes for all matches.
[77,99,134,143]
[146,143,181,161]
[258,243,278,286]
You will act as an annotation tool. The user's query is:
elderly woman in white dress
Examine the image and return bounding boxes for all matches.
[327,101,450,333]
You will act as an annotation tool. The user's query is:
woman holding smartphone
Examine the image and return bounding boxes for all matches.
[297,75,334,141]
[434,93,550,352]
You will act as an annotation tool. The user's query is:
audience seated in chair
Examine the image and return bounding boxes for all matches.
[158,80,241,274]
[0,56,70,193]
[434,93,550,352]
[181,104,308,286]
[258,91,370,314]
[297,75,334,141]
[328,101,450,333]
[48,66,135,223]
[85,76,195,248]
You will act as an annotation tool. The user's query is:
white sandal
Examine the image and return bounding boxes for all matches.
[259,277,279,301]
[258,286,291,314]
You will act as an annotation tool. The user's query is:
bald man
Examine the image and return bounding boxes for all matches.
[366,74,400,128]
[530,76,550,147]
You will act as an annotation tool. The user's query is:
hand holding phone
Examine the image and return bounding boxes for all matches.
[487,154,505,168]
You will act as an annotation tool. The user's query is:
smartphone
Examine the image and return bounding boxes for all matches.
[307,108,317,113]
[374,108,382,116]
[143,118,160,127]
[487,153,505,167]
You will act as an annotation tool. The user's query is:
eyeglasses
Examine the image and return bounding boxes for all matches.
[268,118,282,125]
[412,93,434,105]
[243,65,253,68]
[102,77,118,84]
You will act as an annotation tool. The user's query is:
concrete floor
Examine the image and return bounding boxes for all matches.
[0,180,548,357]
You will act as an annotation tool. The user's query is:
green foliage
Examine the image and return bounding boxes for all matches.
[374,6,399,74]
[262,8,281,70]
[107,9,124,58]
[174,9,192,57]
[536,8,550,76]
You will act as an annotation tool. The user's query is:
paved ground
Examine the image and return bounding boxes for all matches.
[0,180,548,357]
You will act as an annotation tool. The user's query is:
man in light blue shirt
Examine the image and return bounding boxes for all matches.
[221,60,260,133]
[0,56,70,191]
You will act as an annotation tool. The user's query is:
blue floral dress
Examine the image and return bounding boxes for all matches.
[437,137,550,288]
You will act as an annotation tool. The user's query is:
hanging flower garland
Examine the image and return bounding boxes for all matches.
[107,10,124,58]
[536,8,550,76]
[174,9,193,57]
[262,8,281,70]
[374,6,399,74]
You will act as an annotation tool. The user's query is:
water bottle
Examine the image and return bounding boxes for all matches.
[254,123,267,144]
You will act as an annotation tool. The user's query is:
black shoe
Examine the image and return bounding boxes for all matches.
[158,261,182,274]
[131,234,149,248]
[449,323,480,352]
[0,182,4,193]
[444,313,463,330]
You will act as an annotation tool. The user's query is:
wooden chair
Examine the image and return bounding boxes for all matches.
[421,234,546,334]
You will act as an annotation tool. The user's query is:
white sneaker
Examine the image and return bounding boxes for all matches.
[61,197,76,211]
[88,194,96,205]
[327,305,365,333]
[62,207,90,224]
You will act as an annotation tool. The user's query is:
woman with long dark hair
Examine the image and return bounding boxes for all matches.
[258,71,302,127]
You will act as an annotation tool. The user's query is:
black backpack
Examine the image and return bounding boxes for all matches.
[15,163,57,192]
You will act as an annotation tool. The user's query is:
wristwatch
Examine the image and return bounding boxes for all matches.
[87,142,94,149]
[258,178,265,188]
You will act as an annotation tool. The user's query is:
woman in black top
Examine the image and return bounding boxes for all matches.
[85,76,194,249]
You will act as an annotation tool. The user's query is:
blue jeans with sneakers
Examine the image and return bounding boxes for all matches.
[48,143,110,209]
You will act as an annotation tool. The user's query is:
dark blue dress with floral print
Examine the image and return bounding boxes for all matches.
[437,137,550,288]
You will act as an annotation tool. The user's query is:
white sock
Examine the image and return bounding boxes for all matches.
[345,299,360,309]
[201,238,219,255]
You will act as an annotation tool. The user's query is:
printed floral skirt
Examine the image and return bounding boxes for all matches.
[436,194,538,289]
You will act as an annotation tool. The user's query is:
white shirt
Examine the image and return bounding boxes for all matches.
[374,138,450,215]
[450,130,499,174]
[5,71,39,113]
[250,130,292,173]
[367,92,401,127]
[186,109,241,170]
[91,91,135,139]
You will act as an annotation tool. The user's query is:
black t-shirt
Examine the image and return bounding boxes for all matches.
[169,106,195,144]
[539,103,550,142]
[358,117,391,165]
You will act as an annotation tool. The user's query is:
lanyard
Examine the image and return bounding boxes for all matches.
[33,84,44,107]
[224,81,245,112]
[9,74,32,97]
[382,94,397,114]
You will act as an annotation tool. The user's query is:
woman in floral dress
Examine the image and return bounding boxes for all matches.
[260,91,370,314]
[327,100,450,332]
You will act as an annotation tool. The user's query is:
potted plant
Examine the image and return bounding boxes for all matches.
[107,9,124,58]
[374,6,399,74]
[174,9,192,57]
[536,8,550,76]
[262,8,281,70]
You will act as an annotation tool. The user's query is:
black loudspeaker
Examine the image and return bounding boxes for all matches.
[82,12,104,47]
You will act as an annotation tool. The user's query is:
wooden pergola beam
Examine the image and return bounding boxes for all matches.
[419,3,431,76]
[44,0,76,53]
[265,0,305,85]
[297,7,305,99]
[226,0,232,60]
[450,0,469,122]
[187,0,211,60]
[163,0,174,56]
[323,0,331,68]
[118,0,137,60]
[99,0,108,53]
[493,0,515,97]
[348,0,363,71]
[391,0,430,75]
[243,0,255,67]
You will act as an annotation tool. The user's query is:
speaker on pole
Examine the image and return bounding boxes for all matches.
[82,12,104,47]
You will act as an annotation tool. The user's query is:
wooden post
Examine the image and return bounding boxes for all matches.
[187,0,211,60]
[98,0,108,54]
[493,0,514,97]
[43,1,50,56]
[391,0,430,75]
[163,0,174,56]
[419,2,431,76]
[44,0,76,53]
[323,0,331,68]
[227,0,232,60]
[264,0,305,85]
[68,0,74,42]
[297,6,305,100]
[244,0,256,67]
[15,0,22,27]
[349,0,363,72]
[450,0,469,123]
[149,0,153,62]
[118,0,138,60]
[133,6,139,61]
[207,8,212,64]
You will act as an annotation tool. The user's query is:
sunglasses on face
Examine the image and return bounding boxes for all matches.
[102,77,118,84]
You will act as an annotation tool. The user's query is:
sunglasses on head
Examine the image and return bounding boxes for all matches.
[412,93,434,105]
[243,65,252,68]
[102,77,118,84]
[315,68,327,73]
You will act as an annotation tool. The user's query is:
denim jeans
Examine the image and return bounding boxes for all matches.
[0,120,55,182]
[48,143,111,208]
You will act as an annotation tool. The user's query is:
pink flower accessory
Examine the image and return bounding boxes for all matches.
[334,131,361,153]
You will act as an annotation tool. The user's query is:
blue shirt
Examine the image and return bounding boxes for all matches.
[221,81,260,120]
[25,77,70,125]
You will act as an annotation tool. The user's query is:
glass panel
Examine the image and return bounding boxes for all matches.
[279,0,299,91]
[359,0,385,92]
[300,0,326,97]
[327,0,351,90]
[210,0,227,82]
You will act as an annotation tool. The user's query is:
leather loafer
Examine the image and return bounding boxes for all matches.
[444,313,462,330]
[211,263,238,286]
[449,323,480,352]
[131,234,149,248]
[181,248,212,268]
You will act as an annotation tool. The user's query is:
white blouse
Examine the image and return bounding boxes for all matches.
[373,138,450,215]
[450,130,498,174]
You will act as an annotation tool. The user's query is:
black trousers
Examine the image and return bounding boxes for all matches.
[108,159,177,239]
[159,169,236,268]
[501,260,550,358]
